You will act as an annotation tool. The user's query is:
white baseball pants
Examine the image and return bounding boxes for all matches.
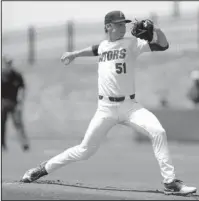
[45,98,176,183]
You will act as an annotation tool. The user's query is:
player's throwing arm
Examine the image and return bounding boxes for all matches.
[61,46,96,65]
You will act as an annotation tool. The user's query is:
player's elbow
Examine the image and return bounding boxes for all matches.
[149,42,169,51]
[161,43,169,51]
[164,41,169,50]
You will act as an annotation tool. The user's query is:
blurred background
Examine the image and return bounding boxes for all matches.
[2,1,199,144]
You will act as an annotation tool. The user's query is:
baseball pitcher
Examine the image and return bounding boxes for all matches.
[21,11,197,195]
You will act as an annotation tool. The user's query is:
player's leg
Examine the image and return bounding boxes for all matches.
[21,105,117,182]
[124,102,197,195]
[11,104,30,151]
[45,112,117,173]
[125,105,175,183]
[1,100,8,150]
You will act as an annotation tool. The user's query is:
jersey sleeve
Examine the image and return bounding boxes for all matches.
[92,44,99,56]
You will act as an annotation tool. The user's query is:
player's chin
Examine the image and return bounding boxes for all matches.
[117,33,125,40]
[120,32,126,37]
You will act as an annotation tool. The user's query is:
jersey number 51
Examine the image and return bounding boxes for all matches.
[115,63,127,74]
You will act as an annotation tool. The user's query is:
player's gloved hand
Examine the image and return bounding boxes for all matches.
[61,52,76,66]
[131,19,154,42]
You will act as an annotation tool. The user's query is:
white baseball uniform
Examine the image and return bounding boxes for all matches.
[45,37,176,183]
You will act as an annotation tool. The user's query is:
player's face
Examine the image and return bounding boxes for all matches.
[2,59,12,74]
[108,22,126,40]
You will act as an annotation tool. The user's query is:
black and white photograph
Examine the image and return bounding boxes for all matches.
[1,1,199,200]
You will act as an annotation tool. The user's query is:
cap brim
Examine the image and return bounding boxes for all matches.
[112,19,132,24]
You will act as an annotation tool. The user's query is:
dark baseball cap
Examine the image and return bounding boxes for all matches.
[105,11,132,25]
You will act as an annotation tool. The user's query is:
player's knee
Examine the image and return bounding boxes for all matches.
[158,129,167,142]
[150,127,166,138]
[157,127,166,135]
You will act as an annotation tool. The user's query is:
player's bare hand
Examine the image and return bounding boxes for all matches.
[61,52,76,66]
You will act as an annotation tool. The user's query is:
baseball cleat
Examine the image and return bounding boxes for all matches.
[164,179,197,196]
[21,162,48,183]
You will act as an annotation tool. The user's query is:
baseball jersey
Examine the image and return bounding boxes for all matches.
[92,37,151,97]
[2,68,25,102]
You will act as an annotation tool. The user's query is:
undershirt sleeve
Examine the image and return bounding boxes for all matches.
[92,44,99,56]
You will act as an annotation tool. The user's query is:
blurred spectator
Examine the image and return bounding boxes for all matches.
[187,70,199,107]
[2,55,30,151]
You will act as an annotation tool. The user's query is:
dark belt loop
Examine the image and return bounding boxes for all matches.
[99,94,135,102]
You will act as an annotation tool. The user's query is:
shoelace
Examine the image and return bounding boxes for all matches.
[32,167,41,175]
[172,179,186,189]
[162,179,184,185]
[173,179,184,184]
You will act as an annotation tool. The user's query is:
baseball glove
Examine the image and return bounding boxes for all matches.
[131,19,154,42]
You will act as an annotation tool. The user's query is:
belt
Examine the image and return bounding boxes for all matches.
[99,94,135,102]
